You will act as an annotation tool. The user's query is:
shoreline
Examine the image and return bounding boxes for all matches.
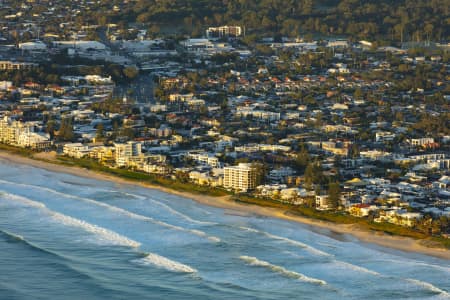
[0,150,449,260]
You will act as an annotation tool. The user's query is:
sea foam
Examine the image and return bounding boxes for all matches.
[51,212,141,248]
[0,180,221,243]
[239,255,326,285]
[133,253,197,273]
[1,191,140,248]
[405,279,450,298]
[333,260,381,276]
[104,188,215,226]
[239,226,330,257]
[147,198,216,226]
[1,191,46,209]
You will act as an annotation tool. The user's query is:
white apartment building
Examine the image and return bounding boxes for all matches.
[0,117,50,149]
[375,131,396,142]
[17,131,51,150]
[0,117,34,145]
[188,152,221,168]
[236,109,281,121]
[234,144,290,153]
[63,143,90,158]
[408,138,435,146]
[206,26,242,39]
[268,167,295,183]
[114,141,142,167]
[224,163,257,192]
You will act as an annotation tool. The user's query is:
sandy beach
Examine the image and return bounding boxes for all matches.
[0,150,449,260]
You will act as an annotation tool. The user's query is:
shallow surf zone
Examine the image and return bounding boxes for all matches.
[404,279,450,298]
[0,179,221,243]
[239,226,331,257]
[0,191,46,209]
[0,191,141,248]
[51,211,141,248]
[132,253,197,274]
[239,256,326,285]
[75,187,217,226]
[332,260,381,276]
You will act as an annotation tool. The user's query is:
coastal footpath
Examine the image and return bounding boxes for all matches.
[0,149,448,260]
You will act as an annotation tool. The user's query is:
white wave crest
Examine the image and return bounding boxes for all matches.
[239,256,326,285]
[147,198,216,226]
[380,258,450,274]
[0,229,24,241]
[405,279,450,298]
[0,189,140,248]
[51,212,141,248]
[333,260,380,276]
[99,189,216,225]
[133,253,197,273]
[152,219,221,243]
[103,190,147,200]
[0,191,46,208]
[239,226,330,257]
[0,180,220,243]
[239,226,259,233]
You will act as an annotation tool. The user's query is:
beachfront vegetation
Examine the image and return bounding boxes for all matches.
[234,194,450,249]
[55,156,229,197]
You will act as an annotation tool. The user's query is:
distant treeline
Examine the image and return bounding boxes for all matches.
[101,0,449,41]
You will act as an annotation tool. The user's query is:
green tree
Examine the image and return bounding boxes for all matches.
[123,66,139,80]
[251,162,267,186]
[46,119,56,139]
[304,162,323,189]
[295,145,310,172]
[59,117,74,142]
[327,182,341,209]
[96,123,105,141]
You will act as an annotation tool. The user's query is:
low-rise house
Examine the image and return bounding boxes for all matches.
[375,209,422,227]
[322,141,350,156]
[187,152,222,168]
[348,204,378,217]
[142,163,170,175]
[63,143,90,158]
[407,138,435,147]
[280,188,308,204]
[268,167,295,183]
[315,195,331,210]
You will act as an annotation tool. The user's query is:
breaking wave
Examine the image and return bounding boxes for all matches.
[239,226,331,257]
[147,198,216,226]
[333,260,381,276]
[239,256,326,285]
[97,189,215,225]
[0,191,46,209]
[379,258,450,274]
[51,212,141,248]
[133,253,197,273]
[405,279,450,298]
[0,191,140,248]
[0,180,220,243]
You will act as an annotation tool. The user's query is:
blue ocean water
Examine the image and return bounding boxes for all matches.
[0,159,449,300]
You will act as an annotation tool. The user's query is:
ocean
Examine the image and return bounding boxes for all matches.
[0,159,449,300]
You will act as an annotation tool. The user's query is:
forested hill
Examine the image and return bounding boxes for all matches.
[104,0,448,41]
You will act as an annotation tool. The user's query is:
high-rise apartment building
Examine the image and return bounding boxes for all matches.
[224,163,257,192]
[114,141,142,167]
